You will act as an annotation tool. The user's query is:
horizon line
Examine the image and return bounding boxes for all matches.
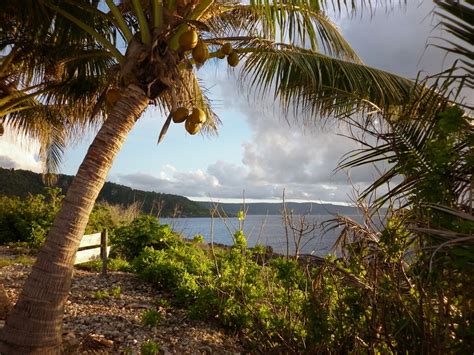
[186,196,353,207]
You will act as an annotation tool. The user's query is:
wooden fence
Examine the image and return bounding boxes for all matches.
[74,230,109,275]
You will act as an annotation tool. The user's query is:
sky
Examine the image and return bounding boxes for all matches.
[0,1,465,204]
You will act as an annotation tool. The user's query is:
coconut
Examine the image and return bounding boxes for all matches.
[179,29,198,51]
[188,108,207,124]
[221,42,233,55]
[192,40,209,64]
[227,52,239,67]
[185,119,202,135]
[215,49,226,59]
[172,107,189,123]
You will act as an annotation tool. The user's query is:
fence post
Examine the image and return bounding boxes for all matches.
[101,229,108,276]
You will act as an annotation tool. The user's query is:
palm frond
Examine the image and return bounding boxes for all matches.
[39,122,67,176]
[237,39,414,120]
[432,0,474,89]
[338,79,473,210]
[1,0,117,174]
[249,0,407,17]
[318,0,406,14]
[205,3,361,61]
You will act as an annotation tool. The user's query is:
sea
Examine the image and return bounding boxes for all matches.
[160,214,362,256]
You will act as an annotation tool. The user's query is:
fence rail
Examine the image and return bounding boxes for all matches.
[74,229,109,275]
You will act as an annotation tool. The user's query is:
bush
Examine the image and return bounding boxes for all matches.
[0,189,141,249]
[140,341,159,355]
[0,188,62,246]
[141,309,161,327]
[133,243,213,305]
[134,230,310,352]
[111,215,177,261]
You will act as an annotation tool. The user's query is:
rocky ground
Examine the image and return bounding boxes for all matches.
[0,250,244,354]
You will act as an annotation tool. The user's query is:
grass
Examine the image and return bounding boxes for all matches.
[76,258,132,272]
[0,255,36,267]
[92,285,122,300]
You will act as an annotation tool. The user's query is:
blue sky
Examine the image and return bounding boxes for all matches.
[1,1,462,204]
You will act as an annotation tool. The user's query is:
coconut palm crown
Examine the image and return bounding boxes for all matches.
[1,0,416,353]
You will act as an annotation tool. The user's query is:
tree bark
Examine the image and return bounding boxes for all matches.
[0,282,12,320]
[0,84,148,354]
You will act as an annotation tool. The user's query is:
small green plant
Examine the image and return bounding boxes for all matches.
[155,298,170,309]
[110,285,122,298]
[92,285,122,300]
[141,309,161,327]
[140,341,159,355]
[192,234,205,244]
[92,289,109,300]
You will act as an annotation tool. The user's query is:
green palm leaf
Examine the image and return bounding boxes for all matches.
[0,0,116,175]
[433,0,473,89]
[239,41,414,119]
[206,3,361,61]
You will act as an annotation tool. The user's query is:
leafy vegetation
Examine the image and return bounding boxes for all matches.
[0,188,63,247]
[0,188,138,247]
[141,310,162,328]
[1,183,472,352]
[140,341,160,355]
[91,285,122,300]
[102,209,472,352]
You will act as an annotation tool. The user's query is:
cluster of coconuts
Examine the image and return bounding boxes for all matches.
[172,106,206,135]
[178,28,239,67]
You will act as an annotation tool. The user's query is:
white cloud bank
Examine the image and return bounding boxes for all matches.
[0,130,42,172]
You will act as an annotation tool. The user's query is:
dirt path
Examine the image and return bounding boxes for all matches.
[1,255,243,354]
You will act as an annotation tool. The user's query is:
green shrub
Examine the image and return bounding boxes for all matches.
[134,229,310,351]
[92,285,122,300]
[0,188,62,246]
[133,243,213,305]
[110,285,122,298]
[141,309,161,327]
[92,290,109,300]
[0,189,141,248]
[192,234,205,244]
[112,215,177,261]
[140,341,159,355]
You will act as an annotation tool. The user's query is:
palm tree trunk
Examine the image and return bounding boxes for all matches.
[0,282,12,320]
[0,84,148,354]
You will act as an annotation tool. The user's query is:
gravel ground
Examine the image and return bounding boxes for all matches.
[1,256,244,354]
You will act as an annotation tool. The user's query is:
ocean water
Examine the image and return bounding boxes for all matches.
[160,214,361,256]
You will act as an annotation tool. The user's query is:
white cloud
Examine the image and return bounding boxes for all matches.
[0,130,42,173]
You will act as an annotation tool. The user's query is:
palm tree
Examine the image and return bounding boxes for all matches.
[0,0,416,352]
[0,0,116,176]
[334,2,473,349]
[339,0,472,209]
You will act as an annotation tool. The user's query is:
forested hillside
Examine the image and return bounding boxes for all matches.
[0,168,208,217]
